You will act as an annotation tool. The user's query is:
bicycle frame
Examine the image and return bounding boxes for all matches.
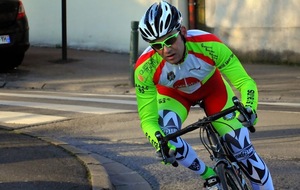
[200,122,252,189]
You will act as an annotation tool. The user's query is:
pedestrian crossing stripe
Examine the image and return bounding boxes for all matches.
[0,100,134,115]
[0,111,66,125]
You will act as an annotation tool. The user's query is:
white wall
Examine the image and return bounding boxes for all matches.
[23,0,187,53]
[22,0,300,63]
[205,0,300,62]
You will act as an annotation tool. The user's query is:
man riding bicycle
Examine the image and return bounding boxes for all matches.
[134,1,274,189]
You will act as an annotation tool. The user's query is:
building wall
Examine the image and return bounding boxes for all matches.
[22,0,187,53]
[205,0,300,63]
[22,0,299,63]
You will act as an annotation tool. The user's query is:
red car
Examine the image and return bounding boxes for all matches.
[0,0,30,70]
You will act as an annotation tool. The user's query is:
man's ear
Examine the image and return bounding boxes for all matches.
[180,26,187,37]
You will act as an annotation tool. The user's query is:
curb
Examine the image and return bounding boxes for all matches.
[37,136,114,190]
[3,127,115,190]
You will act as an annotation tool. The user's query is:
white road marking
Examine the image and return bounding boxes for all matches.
[0,91,298,125]
[0,92,300,107]
[0,100,134,115]
[0,91,136,125]
[0,92,137,105]
[259,102,300,107]
[0,111,66,125]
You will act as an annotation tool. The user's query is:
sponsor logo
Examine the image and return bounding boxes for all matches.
[188,158,201,171]
[189,66,201,72]
[223,111,236,121]
[246,90,255,107]
[234,145,254,161]
[138,58,157,82]
[162,126,178,135]
[219,53,234,69]
[135,84,149,94]
[158,97,171,104]
[201,44,218,60]
[137,74,144,82]
[173,77,200,89]
[167,71,176,81]
[145,132,159,150]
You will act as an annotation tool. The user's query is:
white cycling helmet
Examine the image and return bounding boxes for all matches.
[139,1,182,42]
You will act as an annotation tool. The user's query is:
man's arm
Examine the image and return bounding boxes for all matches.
[134,54,164,150]
[211,42,258,111]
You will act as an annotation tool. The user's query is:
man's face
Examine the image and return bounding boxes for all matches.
[150,27,186,64]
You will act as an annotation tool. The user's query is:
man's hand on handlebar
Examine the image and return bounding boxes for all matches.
[238,107,257,127]
[155,131,178,167]
[155,148,176,165]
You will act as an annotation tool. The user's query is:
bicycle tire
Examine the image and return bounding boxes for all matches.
[238,169,253,190]
[215,163,243,190]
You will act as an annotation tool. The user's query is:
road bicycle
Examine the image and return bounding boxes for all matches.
[156,96,255,190]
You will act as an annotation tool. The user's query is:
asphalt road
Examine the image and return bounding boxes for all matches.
[0,47,299,189]
[0,90,299,190]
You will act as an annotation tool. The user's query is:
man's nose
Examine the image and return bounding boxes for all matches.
[163,45,172,52]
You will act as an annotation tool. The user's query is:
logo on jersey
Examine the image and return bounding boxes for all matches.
[188,158,201,171]
[189,66,201,72]
[173,77,200,89]
[219,53,234,69]
[167,71,176,81]
[201,44,218,60]
[223,111,236,121]
[246,90,255,107]
[135,84,149,94]
[234,145,254,161]
[137,74,144,82]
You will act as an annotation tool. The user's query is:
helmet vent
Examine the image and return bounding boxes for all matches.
[138,1,182,41]
[165,15,171,30]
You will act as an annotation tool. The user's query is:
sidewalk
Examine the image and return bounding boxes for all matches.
[2,46,300,102]
[1,46,134,95]
[0,127,92,190]
[0,47,137,190]
[0,46,299,190]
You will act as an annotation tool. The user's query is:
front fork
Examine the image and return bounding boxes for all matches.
[206,126,247,187]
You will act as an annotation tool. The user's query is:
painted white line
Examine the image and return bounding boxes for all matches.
[0,92,299,107]
[0,92,137,105]
[0,100,134,115]
[259,102,300,107]
[0,111,66,125]
[27,90,137,99]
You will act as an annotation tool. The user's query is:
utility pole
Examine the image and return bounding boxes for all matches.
[129,21,139,87]
[61,0,67,61]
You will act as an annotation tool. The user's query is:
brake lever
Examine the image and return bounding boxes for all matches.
[155,131,178,167]
[232,97,256,133]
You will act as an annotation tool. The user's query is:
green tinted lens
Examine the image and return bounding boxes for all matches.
[165,35,178,46]
[150,32,179,50]
[151,43,163,50]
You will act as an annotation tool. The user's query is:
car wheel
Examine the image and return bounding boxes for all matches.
[1,53,25,70]
[11,53,25,68]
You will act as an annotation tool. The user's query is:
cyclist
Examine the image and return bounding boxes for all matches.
[134,1,274,189]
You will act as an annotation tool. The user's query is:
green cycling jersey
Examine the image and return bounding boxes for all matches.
[134,30,258,150]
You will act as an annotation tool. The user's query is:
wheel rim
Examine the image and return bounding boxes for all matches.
[225,171,240,190]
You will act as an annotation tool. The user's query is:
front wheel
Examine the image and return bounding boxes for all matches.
[215,163,244,190]
[239,169,252,190]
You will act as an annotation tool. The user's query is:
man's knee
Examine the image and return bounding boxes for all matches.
[222,127,253,160]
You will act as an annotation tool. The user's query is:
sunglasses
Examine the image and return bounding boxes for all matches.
[150,32,180,50]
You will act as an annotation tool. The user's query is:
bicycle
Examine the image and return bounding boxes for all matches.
[155,96,255,190]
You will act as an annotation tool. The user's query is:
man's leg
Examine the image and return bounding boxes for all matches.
[223,127,274,190]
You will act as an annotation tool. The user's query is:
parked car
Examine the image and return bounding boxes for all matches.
[0,0,29,70]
